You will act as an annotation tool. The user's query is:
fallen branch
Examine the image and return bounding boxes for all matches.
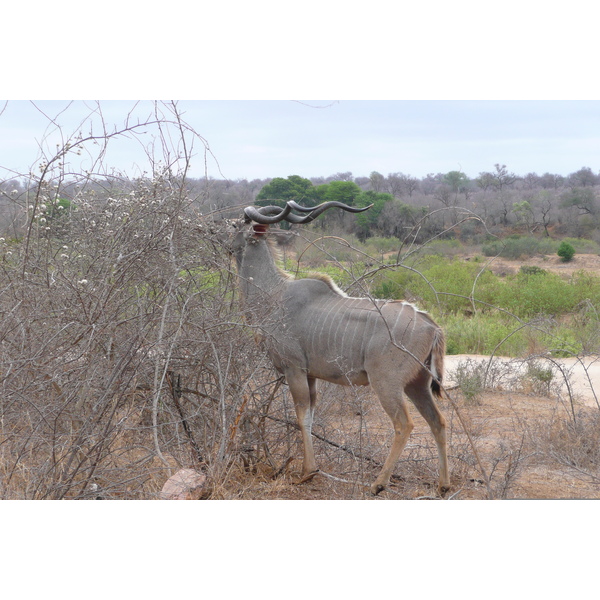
[166,371,204,465]
[263,413,383,468]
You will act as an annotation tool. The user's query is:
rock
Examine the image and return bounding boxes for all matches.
[160,468,207,500]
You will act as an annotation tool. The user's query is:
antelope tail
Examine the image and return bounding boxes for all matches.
[429,327,446,398]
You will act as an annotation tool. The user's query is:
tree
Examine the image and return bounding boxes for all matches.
[445,170,473,202]
[368,171,386,193]
[330,171,353,182]
[534,191,555,237]
[477,164,516,193]
[255,175,320,208]
[539,172,565,190]
[401,173,419,197]
[315,180,362,228]
[569,166,598,187]
[420,173,444,195]
[476,171,496,192]
[560,187,597,215]
[387,172,419,197]
[512,200,534,232]
[353,190,394,240]
[434,184,452,208]
[387,172,404,198]
[522,172,540,190]
[443,170,470,193]
[320,180,361,206]
[491,163,517,191]
[377,199,427,239]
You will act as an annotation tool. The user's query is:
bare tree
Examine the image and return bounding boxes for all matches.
[569,166,599,188]
[539,172,565,190]
[387,172,405,197]
[522,172,540,190]
[491,163,517,192]
[368,171,386,193]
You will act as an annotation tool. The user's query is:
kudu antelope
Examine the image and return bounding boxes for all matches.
[230,200,449,495]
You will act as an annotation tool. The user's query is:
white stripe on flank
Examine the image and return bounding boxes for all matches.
[312,298,340,358]
[339,298,359,365]
[326,299,345,355]
[359,305,378,362]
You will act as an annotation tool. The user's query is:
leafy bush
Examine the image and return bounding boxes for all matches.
[519,265,548,276]
[420,238,463,257]
[372,256,500,314]
[453,358,486,404]
[363,236,399,255]
[482,236,557,259]
[443,313,532,356]
[511,272,575,316]
[522,361,555,395]
[557,240,575,262]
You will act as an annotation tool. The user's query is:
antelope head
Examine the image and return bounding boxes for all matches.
[228,200,371,263]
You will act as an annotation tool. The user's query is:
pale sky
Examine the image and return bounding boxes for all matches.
[3,2,598,185]
[1,100,599,182]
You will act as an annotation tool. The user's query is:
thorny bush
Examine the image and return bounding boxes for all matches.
[0,173,284,498]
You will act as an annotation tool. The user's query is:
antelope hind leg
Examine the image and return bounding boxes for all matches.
[370,387,414,495]
[405,379,451,496]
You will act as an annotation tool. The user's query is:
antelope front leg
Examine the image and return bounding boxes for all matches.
[286,370,319,481]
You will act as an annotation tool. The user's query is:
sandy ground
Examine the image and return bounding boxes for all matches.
[446,354,600,408]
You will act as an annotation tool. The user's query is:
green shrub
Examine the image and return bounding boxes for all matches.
[373,256,499,314]
[443,313,531,356]
[482,236,557,260]
[495,270,578,317]
[519,265,548,276]
[363,236,398,255]
[420,238,463,257]
[557,241,575,262]
[452,358,487,404]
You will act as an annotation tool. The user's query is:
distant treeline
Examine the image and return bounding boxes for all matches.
[1,163,599,243]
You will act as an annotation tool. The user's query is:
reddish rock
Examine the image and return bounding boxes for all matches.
[160,468,207,500]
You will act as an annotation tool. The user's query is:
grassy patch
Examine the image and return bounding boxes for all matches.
[482,235,558,259]
[367,255,600,356]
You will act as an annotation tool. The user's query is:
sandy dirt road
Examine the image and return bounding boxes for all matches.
[446,354,600,408]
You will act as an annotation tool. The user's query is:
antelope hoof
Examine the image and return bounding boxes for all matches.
[439,484,451,497]
[371,483,386,496]
[296,470,319,485]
